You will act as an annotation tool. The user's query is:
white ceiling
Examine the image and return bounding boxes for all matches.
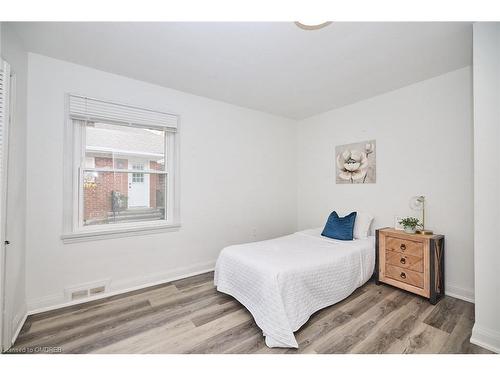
[10,22,472,119]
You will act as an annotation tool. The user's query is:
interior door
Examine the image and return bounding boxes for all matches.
[0,59,12,351]
[128,161,149,207]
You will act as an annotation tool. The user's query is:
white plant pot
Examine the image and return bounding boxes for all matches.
[404,227,416,234]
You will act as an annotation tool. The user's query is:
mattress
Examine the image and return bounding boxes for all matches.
[214,228,376,348]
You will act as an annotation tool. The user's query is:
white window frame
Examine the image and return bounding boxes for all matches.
[62,95,180,243]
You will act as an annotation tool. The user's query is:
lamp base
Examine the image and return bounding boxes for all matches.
[416,229,433,235]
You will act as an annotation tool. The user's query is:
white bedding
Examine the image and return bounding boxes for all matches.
[214,228,375,348]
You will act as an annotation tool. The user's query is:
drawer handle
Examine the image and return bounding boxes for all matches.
[400,257,406,265]
[400,244,406,251]
[400,272,406,279]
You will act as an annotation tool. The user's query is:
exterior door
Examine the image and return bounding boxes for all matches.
[128,161,149,207]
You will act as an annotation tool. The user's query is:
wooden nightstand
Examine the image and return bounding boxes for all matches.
[375,228,445,304]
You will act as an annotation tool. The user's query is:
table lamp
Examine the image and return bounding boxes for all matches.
[410,195,433,235]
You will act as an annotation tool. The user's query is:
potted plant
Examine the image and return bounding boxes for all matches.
[398,217,421,234]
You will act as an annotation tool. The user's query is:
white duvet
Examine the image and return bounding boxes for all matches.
[214,228,375,348]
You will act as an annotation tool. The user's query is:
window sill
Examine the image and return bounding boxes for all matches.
[61,221,181,244]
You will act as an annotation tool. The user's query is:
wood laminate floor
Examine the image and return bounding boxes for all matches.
[8,272,493,354]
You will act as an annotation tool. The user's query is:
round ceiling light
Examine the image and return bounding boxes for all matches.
[294,21,332,31]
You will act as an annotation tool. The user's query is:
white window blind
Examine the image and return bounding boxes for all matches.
[68,95,178,131]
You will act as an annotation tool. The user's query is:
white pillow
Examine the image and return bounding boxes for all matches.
[353,212,374,239]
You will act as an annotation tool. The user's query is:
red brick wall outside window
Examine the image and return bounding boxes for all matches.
[83,157,165,225]
[83,157,128,224]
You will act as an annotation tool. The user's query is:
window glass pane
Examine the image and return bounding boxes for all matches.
[83,171,166,226]
[85,122,166,171]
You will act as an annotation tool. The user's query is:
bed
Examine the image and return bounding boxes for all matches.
[214,228,376,348]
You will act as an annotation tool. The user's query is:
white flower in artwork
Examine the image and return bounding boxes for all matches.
[335,139,376,184]
[336,149,368,181]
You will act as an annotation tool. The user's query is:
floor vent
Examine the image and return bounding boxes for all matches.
[89,286,105,295]
[65,279,111,301]
[71,290,89,300]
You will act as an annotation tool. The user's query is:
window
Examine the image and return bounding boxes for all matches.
[62,95,180,242]
[131,163,145,183]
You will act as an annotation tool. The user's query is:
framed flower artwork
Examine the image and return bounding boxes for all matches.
[335,140,376,184]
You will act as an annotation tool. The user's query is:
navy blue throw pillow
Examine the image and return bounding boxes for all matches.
[321,211,357,241]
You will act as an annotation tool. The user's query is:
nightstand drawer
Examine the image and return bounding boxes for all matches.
[385,264,424,289]
[385,236,423,257]
[385,250,423,272]
[376,228,445,304]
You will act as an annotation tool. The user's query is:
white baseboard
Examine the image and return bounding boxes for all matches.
[10,308,28,346]
[1,306,27,352]
[27,293,64,312]
[445,283,475,303]
[471,323,500,353]
[27,260,216,315]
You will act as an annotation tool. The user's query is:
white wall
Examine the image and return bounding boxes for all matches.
[26,53,297,310]
[21,44,480,321]
[297,67,474,301]
[1,23,28,346]
[471,22,500,354]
